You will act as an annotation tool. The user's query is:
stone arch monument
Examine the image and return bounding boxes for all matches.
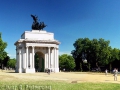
[14,15,60,73]
[14,30,60,73]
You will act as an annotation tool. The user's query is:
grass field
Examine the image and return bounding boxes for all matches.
[0,70,120,90]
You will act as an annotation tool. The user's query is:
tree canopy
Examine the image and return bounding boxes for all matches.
[0,33,8,68]
[59,54,75,71]
[71,38,120,71]
[7,58,16,68]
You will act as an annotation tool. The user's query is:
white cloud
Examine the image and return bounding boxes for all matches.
[7,54,16,59]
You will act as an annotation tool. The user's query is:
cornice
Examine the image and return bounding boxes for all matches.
[14,39,60,45]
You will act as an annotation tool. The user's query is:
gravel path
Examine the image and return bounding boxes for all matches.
[0,70,120,83]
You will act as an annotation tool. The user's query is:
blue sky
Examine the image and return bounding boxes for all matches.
[0,0,120,59]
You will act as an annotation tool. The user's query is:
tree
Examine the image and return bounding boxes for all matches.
[109,48,120,71]
[71,38,91,70]
[59,54,75,71]
[7,58,16,68]
[3,56,10,67]
[71,38,111,71]
[91,38,111,68]
[0,33,7,69]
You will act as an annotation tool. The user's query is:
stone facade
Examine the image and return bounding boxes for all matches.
[14,30,60,73]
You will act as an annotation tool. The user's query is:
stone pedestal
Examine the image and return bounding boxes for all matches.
[25,68,35,73]
[54,68,59,72]
[18,68,22,73]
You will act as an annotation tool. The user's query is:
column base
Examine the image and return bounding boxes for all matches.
[18,68,22,73]
[25,68,35,73]
[54,68,59,73]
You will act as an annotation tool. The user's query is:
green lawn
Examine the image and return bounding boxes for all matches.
[0,80,120,90]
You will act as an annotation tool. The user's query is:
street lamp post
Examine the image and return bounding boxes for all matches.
[82,52,87,63]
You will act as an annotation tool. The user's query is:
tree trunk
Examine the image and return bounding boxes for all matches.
[109,63,112,73]
[96,62,100,72]
[88,63,91,71]
[2,64,3,69]
[96,62,98,68]
[80,62,82,72]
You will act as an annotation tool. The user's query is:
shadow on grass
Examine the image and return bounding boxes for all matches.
[1,70,16,73]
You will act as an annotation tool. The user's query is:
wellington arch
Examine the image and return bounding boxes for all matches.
[14,30,60,73]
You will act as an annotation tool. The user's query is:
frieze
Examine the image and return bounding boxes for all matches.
[35,47,45,50]
[24,40,60,44]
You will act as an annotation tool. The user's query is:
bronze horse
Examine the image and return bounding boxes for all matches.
[31,14,47,30]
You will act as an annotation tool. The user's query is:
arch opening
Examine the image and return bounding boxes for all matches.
[35,52,45,72]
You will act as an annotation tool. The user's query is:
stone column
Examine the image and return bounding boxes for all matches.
[19,47,22,73]
[21,47,24,69]
[45,48,47,69]
[26,46,28,69]
[50,48,53,69]
[54,47,56,68]
[24,48,26,69]
[48,47,50,68]
[46,50,48,68]
[56,48,58,68]
[32,46,35,69]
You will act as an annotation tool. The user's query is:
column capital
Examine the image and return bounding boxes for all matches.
[26,46,29,47]
[32,46,35,48]
[48,47,51,49]
[54,47,59,50]
[54,47,56,49]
